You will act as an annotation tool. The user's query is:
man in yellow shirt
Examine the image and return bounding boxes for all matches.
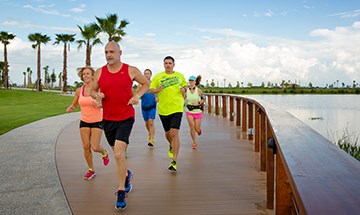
[150,56,187,172]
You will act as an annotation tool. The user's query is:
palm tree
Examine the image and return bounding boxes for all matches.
[53,33,76,93]
[210,79,215,88]
[28,33,51,92]
[77,24,102,66]
[26,67,32,85]
[0,31,16,89]
[0,61,4,84]
[43,65,49,88]
[94,13,129,42]
[23,72,26,87]
[50,69,56,88]
[58,72,62,91]
[46,71,51,88]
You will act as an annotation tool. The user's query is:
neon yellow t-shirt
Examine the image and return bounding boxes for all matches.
[150,71,187,116]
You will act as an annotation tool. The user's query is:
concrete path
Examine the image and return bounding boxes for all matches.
[0,112,79,215]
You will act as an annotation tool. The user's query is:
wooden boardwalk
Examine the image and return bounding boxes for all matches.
[56,107,272,215]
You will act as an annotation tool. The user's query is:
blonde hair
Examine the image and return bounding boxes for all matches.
[77,66,95,82]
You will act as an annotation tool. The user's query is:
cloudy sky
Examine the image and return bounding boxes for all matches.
[0,0,359,87]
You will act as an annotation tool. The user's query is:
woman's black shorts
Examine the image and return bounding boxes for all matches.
[79,120,103,129]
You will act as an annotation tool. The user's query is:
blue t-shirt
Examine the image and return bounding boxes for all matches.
[141,90,157,110]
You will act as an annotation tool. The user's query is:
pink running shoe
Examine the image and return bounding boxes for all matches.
[197,129,202,136]
[84,169,96,180]
[102,149,110,166]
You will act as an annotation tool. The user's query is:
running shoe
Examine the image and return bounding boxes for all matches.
[192,143,197,149]
[197,129,202,136]
[115,190,127,210]
[102,149,110,166]
[148,142,154,147]
[125,170,133,193]
[168,146,173,159]
[168,160,177,172]
[84,169,96,180]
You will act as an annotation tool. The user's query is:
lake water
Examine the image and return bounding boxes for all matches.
[246,94,360,143]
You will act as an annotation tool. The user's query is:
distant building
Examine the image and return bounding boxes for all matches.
[280,82,301,89]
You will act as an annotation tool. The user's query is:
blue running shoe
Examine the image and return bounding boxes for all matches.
[125,170,133,193]
[115,190,127,210]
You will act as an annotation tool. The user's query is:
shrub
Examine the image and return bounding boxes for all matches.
[330,127,360,161]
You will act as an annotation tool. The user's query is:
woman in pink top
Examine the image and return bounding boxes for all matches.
[66,66,110,180]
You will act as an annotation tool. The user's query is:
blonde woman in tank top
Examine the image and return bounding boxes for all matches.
[185,75,206,149]
[66,66,110,180]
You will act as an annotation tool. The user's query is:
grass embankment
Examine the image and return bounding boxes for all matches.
[331,129,360,161]
[0,89,78,135]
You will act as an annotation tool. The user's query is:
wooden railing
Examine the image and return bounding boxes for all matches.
[205,94,360,215]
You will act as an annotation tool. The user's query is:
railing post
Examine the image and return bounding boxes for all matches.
[266,121,275,210]
[229,96,234,121]
[207,95,212,114]
[222,95,227,118]
[242,99,247,132]
[215,95,219,116]
[247,102,254,140]
[276,154,291,215]
[254,106,260,152]
[236,98,241,126]
[260,110,266,171]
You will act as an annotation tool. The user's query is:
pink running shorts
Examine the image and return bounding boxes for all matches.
[186,112,202,119]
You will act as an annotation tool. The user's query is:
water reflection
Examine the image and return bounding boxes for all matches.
[247,94,360,141]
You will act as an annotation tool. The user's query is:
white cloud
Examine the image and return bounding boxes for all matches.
[329,9,360,19]
[145,33,156,37]
[2,22,360,88]
[353,21,360,28]
[264,9,274,17]
[23,4,70,17]
[0,19,77,33]
[70,4,86,13]
[254,9,285,18]
[73,16,91,24]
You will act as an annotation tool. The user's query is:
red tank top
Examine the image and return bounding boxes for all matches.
[98,63,134,121]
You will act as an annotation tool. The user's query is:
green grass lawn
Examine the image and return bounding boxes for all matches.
[1,87,359,136]
[0,89,79,135]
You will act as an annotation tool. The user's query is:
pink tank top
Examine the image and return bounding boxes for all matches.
[98,63,134,121]
[78,86,103,123]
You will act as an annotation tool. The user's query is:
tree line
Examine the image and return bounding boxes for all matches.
[0,13,129,92]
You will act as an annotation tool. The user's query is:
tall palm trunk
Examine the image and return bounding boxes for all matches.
[29,71,32,85]
[3,43,8,89]
[36,45,42,92]
[23,72,26,87]
[58,73,62,91]
[62,43,67,92]
[86,40,91,66]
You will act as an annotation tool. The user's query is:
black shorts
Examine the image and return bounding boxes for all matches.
[159,112,183,132]
[102,117,134,147]
[79,120,103,129]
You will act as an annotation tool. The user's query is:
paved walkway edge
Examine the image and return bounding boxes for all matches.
[0,112,80,215]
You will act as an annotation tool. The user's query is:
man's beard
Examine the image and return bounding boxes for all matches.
[107,59,115,65]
